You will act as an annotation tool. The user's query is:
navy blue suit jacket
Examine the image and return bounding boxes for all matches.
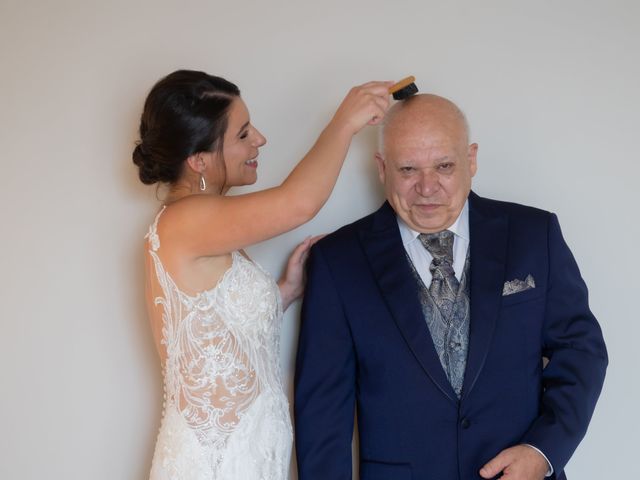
[295,192,607,480]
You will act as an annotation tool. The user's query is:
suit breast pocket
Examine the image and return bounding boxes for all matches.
[360,460,412,480]
[500,288,544,308]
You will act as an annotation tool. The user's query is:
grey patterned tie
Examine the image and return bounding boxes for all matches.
[419,231,459,312]
[418,230,468,397]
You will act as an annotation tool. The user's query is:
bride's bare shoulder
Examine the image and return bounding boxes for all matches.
[152,196,227,258]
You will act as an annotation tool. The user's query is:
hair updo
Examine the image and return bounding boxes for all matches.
[132,70,240,185]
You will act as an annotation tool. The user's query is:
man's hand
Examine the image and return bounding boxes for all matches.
[480,445,550,480]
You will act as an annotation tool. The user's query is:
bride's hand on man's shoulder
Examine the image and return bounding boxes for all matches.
[278,235,325,312]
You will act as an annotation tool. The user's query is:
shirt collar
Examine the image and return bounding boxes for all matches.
[397,199,470,247]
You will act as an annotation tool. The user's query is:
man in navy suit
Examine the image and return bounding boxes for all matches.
[294,95,607,480]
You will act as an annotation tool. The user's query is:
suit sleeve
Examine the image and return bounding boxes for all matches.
[294,245,356,480]
[521,213,608,474]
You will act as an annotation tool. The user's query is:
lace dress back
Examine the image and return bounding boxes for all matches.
[145,207,292,480]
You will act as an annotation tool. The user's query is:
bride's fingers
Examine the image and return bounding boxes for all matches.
[308,234,326,246]
[289,237,313,265]
[300,235,325,260]
[366,95,390,125]
[288,234,325,268]
[358,81,395,94]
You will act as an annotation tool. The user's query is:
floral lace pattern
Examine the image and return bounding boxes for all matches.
[145,208,292,479]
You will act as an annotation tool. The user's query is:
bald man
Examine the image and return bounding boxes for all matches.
[294,95,607,480]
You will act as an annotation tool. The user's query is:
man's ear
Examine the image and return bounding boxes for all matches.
[375,153,386,184]
[468,143,478,177]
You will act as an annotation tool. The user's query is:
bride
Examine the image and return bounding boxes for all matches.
[132,70,390,479]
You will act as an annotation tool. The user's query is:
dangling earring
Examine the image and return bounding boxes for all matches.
[199,174,206,192]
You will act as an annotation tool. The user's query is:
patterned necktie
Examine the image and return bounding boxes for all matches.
[419,231,459,313]
[418,230,468,397]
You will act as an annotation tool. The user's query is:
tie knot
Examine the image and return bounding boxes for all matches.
[419,230,455,265]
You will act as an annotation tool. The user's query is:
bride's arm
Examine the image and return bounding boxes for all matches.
[164,82,391,257]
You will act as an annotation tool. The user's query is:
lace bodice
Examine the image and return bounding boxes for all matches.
[145,208,292,479]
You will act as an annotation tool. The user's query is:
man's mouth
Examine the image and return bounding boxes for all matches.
[415,203,441,211]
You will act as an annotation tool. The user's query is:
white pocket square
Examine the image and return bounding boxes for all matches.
[502,274,536,296]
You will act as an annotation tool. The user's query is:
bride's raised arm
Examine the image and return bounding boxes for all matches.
[159,81,391,257]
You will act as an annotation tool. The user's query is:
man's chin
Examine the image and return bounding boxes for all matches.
[408,213,452,233]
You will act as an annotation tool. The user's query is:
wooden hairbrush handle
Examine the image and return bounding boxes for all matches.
[389,76,416,94]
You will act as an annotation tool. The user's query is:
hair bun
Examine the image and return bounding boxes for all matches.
[132,142,161,185]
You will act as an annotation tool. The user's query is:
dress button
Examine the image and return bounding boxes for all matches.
[461,418,470,429]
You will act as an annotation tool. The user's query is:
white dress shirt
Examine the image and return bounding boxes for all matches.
[396,199,553,477]
[397,200,470,288]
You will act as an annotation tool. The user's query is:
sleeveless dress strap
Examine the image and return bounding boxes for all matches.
[145,205,166,252]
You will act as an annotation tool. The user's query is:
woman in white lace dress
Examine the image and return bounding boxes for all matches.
[132,70,390,480]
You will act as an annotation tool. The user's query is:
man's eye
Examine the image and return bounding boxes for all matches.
[438,163,454,171]
[399,166,414,173]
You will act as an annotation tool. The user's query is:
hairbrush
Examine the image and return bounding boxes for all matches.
[389,76,418,100]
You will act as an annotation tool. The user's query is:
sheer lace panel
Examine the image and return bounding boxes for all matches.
[144,207,292,478]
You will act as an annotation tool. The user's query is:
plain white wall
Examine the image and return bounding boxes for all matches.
[1,0,637,478]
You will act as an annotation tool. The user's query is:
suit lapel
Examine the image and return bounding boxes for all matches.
[360,202,458,404]
[461,192,508,400]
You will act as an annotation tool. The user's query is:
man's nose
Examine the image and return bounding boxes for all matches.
[415,170,439,196]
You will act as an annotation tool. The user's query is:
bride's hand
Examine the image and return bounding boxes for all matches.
[278,235,325,312]
[329,81,394,137]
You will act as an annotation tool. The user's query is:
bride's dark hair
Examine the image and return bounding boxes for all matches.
[132,70,240,185]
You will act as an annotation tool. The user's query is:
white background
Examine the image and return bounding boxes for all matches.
[1,0,637,478]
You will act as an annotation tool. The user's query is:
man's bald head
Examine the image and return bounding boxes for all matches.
[379,94,470,156]
[375,94,478,233]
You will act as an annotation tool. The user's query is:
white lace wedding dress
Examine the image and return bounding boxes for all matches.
[145,208,292,480]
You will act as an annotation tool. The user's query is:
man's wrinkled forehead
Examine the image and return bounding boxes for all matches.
[379,94,469,156]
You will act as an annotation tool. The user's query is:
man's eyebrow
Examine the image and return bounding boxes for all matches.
[402,156,451,164]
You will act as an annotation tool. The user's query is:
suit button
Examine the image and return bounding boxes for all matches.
[461,418,470,429]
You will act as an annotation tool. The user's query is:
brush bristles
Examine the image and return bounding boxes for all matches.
[392,82,418,100]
